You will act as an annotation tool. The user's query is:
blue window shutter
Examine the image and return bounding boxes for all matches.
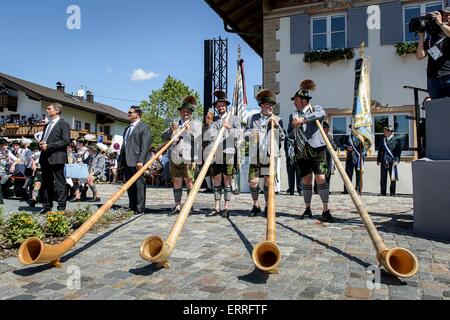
[347,6,369,48]
[291,13,310,54]
[380,1,403,45]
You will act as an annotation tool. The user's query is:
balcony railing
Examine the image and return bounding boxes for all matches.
[0,124,112,144]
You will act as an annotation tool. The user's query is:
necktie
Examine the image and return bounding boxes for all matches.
[42,121,54,141]
[124,125,134,143]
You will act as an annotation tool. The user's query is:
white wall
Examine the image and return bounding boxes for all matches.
[110,121,128,136]
[61,107,97,130]
[0,90,41,116]
[274,16,421,195]
[276,17,429,125]
[278,154,413,195]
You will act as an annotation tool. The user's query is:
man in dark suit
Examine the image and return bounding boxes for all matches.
[377,125,402,196]
[39,103,71,214]
[120,106,152,214]
[286,103,303,196]
[342,130,367,194]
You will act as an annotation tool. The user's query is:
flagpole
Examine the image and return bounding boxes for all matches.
[358,42,365,196]
[359,143,363,195]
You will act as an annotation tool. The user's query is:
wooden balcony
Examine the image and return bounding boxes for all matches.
[0,124,112,144]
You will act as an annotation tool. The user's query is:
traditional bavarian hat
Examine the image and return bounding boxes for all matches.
[212,90,230,107]
[256,89,276,106]
[291,79,316,101]
[178,95,197,111]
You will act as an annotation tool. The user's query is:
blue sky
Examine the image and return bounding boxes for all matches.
[0,0,262,112]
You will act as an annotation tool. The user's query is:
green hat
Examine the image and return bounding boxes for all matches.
[29,142,39,150]
[76,137,87,144]
[0,138,9,145]
[11,140,21,146]
[178,95,197,111]
[256,89,276,106]
[87,144,99,151]
[291,79,316,101]
[212,90,230,107]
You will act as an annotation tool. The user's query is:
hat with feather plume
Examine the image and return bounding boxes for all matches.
[256,89,276,106]
[178,95,197,111]
[291,79,316,101]
[212,90,230,107]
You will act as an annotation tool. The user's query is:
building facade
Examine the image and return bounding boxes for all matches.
[0,72,129,143]
[205,0,449,194]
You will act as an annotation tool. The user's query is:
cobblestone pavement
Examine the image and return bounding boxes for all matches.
[1,185,449,300]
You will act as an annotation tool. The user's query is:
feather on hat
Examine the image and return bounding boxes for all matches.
[212,90,230,107]
[291,79,316,101]
[256,89,276,106]
[178,95,197,111]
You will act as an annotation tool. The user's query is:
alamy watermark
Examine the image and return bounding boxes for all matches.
[66,265,81,290]
[367,5,381,30]
[366,265,381,290]
[67,5,81,30]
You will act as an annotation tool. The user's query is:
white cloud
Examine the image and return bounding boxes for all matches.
[131,68,160,81]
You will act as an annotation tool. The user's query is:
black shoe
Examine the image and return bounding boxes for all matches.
[189,208,194,216]
[289,192,294,195]
[342,191,349,194]
[301,207,312,219]
[250,205,261,217]
[0,201,4,205]
[169,205,181,216]
[221,209,229,218]
[321,210,335,223]
[89,197,101,203]
[207,209,221,217]
[298,191,303,196]
[135,210,145,215]
[70,198,81,203]
[40,208,51,215]
[264,207,268,217]
[30,199,36,208]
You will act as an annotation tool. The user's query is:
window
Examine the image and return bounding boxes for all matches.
[404,1,443,42]
[374,115,389,151]
[373,114,412,154]
[103,126,111,136]
[331,116,350,150]
[394,115,410,151]
[75,120,82,131]
[85,122,91,132]
[312,14,346,50]
[331,114,413,156]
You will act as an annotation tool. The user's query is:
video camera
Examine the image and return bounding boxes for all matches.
[409,13,442,35]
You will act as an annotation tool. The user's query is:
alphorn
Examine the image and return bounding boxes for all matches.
[139,108,235,268]
[252,117,282,273]
[18,123,191,267]
[316,120,418,277]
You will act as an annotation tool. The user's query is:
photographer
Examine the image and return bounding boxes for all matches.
[416,9,450,99]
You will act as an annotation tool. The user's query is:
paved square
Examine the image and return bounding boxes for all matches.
[1,185,449,300]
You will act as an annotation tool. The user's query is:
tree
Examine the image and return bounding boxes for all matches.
[141,76,203,147]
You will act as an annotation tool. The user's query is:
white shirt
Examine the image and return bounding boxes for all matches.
[124,119,140,144]
[42,116,60,141]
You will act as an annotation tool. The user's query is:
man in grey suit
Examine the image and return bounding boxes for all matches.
[120,106,152,214]
[39,102,71,214]
[291,80,334,222]
[161,96,202,216]
[203,90,241,218]
[246,89,285,217]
